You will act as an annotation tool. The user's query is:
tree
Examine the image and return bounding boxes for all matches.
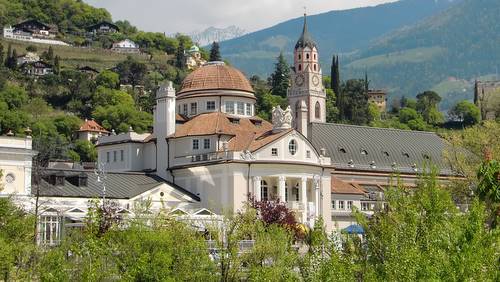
[269,52,290,98]
[249,197,302,238]
[53,55,61,75]
[416,90,444,125]
[96,70,120,89]
[0,43,4,67]
[6,48,17,70]
[4,44,11,67]
[330,55,340,98]
[209,41,221,62]
[115,57,147,87]
[69,140,97,162]
[0,198,35,281]
[175,40,185,69]
[42,46,54,63]
[449,100,481,126]
[340,79,369,125]
[326,88,339,123]
[368,103,381,122]
[26,45,37,52]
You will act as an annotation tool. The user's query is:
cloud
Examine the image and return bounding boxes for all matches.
[84,0,396,34]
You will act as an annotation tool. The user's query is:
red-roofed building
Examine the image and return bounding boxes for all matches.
[76,119,109,143]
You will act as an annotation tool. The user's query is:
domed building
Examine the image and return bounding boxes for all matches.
[29,15,456,239]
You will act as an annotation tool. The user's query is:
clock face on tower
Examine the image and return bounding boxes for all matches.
[312,75,320,86]
[295,74,305,86]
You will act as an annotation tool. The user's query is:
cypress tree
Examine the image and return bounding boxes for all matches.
[270,52,290,98]
[332,55,342,119]
[209,41,221,62]
[7,48,17,70]
[175,40,185,69]
[5,44,12,67]
[54,55,61,74]
[0,43,4,68]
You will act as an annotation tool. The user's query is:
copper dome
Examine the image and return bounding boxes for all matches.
[178,62,254,95]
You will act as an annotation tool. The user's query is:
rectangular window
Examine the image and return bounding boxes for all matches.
[338,201,345,210]
[192,139,199,150]
[306,150,311,158]
[206,101,216,111]
[331,200,336,210]
[361,202,370,211]
[271,148,278,156]
[113,151,117,162]
[347,201,353,210]
[39,216,60,246]
[237,102,244,115]
[190,102,197,115]
[225,101,234,114]
[106,152,110,163]
[183,104,188,115]
[203,138,210,149]
[120,150,124,162]
[245,103,252,116]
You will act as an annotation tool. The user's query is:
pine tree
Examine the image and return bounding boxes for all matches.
[270,52,290,98]
[47,46,54,62]
[209,41,221,62]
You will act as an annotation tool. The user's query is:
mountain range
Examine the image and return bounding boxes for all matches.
[191,26,246,46]
[220,0,500,110]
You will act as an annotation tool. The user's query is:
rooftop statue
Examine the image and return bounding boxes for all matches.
[272,105,293,132]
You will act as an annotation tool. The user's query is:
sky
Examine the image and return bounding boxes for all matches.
[84,0,397,34]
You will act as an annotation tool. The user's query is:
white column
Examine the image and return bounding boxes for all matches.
[278,176,286,202]
[300,177,307,224]
[253,176,262,202]
[314,176,320,217]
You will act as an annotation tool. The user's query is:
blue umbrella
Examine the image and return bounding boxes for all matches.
[343,224,364,234]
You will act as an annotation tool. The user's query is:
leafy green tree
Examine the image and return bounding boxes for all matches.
[398,107,420,123]
[0,43,4,67]
[416,90,443,125]
[401,96,417,109]
[21,97,52,120]
[269,52,290,98]
[96,70,120,89]
[53,55,61,75]
[69,140,97,162]
[209,41,221,62]
[449,100,481,126]
[93,103,153,133]
[115,57,148,87]
[368,103,381,122]
[0,198,35,281]
[326,88,339,123]
[4,44,11,68]
[340,79,369,125]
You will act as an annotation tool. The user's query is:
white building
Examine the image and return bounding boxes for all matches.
[5,15,456,240]
[76,119,109,143]
[0,136,37,197]
[111,39,140,53]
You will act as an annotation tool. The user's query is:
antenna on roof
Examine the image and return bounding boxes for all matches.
[94,163,107,204]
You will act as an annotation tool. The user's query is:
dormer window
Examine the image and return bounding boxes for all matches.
[383,151,390,157]
[228,117,240,124]
[403,152,410,158]
[250,119,262,127]
[339,148,346,154]
[361,149,368,155]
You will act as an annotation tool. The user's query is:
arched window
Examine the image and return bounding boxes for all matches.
[306,53,310,59]
[315,102,321,119]
[261,180,268,201]
[289,139,297,155]
[314,54,316,60]
[298,54,301,60]
[298,64,302,71]
[313,64,317,71]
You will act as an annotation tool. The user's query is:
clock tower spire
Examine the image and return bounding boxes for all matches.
[288,13,326,138]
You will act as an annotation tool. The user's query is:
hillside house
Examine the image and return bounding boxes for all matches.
[17,52,40,65]
[21,61,53,76]
[111,39,140,53]
[3,20,68,46]
[367,90,387,112]
[76,119,109,143]
[86,21,120,35]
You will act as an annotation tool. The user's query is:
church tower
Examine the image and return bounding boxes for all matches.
[288,14,326,138]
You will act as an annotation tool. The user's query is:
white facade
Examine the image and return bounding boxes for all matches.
[3,26,69,46]
[111,39,140,53]
[0,136,36,196]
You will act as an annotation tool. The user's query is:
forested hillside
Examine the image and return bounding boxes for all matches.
[344,0,500,109]
[219,0,456,75]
